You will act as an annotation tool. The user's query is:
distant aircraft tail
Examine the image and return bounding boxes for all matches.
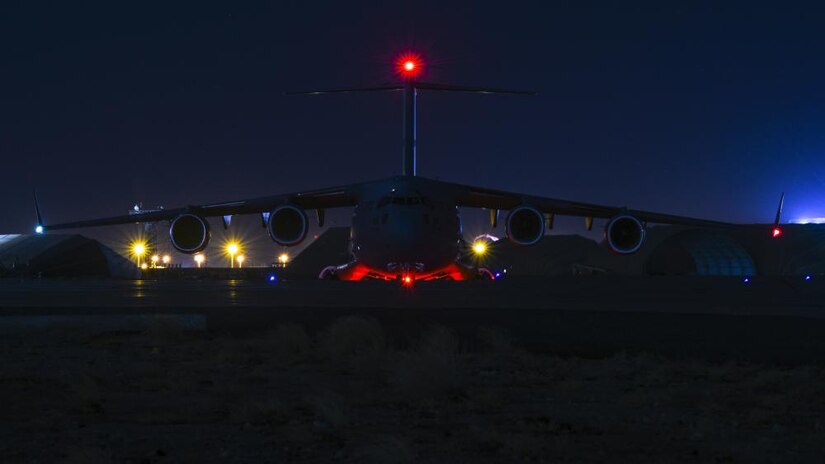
[33,190,45,234]
[774,192,785,226]
[771,192,785,238]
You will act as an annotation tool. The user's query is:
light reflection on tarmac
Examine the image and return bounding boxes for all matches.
[0,276,823,315]
[2,276,825,363]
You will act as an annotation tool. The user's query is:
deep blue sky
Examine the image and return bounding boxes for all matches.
[2,1,825,263]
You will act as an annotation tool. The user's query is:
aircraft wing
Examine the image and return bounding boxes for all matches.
[37,183,361,232]
[448,180,733,228]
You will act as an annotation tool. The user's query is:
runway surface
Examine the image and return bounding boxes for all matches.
[2,275,825,363]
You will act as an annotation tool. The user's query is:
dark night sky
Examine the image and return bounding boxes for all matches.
[3,1,825,263]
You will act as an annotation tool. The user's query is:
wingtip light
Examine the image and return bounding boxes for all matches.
[35,225,44,234]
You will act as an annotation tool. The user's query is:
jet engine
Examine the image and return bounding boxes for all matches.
[605,214,645,254]
[169,213,211,254]
[267,205,309,246]
[505,206,545,245]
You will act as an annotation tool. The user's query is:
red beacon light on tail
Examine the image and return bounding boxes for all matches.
[396,53,423,80]
[772,226,783,238]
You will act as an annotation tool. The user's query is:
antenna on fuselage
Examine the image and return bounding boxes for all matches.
[287,53,536,177]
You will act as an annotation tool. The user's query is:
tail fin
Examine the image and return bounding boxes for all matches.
[774,192,785,225]
[288,80,535,177]
[770,192,785,239]
[33,190,45,234]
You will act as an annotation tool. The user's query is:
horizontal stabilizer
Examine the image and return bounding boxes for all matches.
[287,82,537,96]
[415,82,537,95]
[286,85,403,96]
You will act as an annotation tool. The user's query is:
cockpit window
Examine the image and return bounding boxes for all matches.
[394,197,419,205]
[377,195,434,208]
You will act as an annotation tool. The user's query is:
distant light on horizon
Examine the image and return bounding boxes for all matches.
[793,217,825,224]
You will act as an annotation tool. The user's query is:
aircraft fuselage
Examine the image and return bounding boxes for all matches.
[349,177,463,277]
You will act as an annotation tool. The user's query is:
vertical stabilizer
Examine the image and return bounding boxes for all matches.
[286,54,534,178]
[402,81,417,176]
[774,192,785,225]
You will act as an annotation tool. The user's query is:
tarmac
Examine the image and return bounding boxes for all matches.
[2,275,825,364]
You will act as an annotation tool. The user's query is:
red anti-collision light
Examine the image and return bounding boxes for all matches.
[396,53,423,79]
[772,227,783,238]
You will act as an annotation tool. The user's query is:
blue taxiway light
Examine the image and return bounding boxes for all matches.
[805,275,812,281]
[743,277,751,283]
[268,274,278,283]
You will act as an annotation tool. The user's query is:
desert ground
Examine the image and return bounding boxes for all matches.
[1,277,824,462]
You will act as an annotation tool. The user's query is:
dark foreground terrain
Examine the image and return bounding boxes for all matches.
[1,277,824,462]
[2,320,825,463]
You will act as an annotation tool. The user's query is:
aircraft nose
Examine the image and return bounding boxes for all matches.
[396,212,425,236]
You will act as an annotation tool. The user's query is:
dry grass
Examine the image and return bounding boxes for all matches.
[389,325,466,399]
[2,318,825,463]
[317,316,387,359]
[60,445,115,464]
[68,373,104,414]
[354,436,416,464]
[140,315,190,343]
[304,391,350,429]
[228,397,288,425]
[475,326,514,353]
[270,324,312,357]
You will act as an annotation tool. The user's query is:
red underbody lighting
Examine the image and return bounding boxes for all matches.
[772,227,783,238]
[396,53,423,80]
[337,263,471,282]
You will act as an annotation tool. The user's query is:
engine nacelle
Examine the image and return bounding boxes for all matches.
[267,205,309,246]
[505,206,545,246]
[169,214,210,254]
[605,214,646,254]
